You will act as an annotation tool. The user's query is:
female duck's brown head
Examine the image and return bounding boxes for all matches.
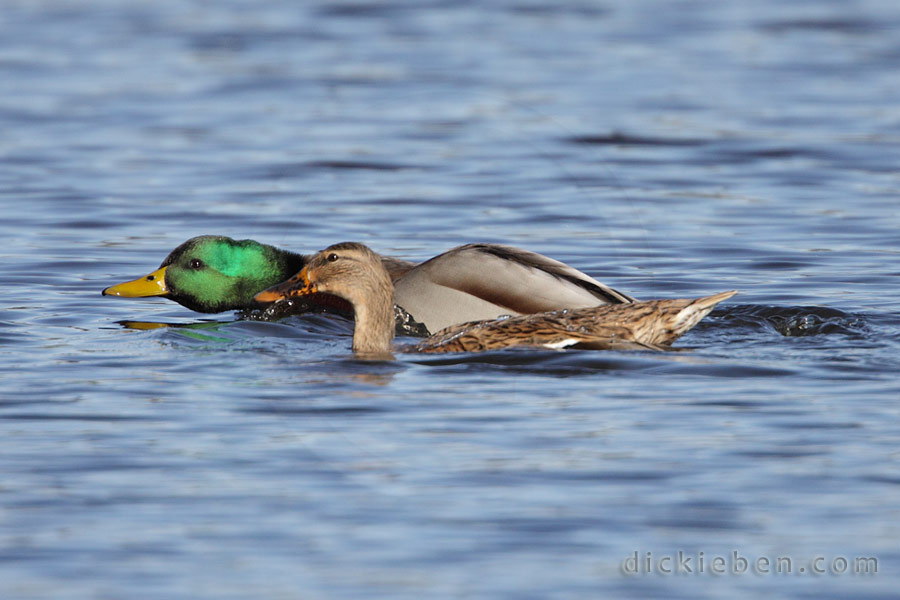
[254,242,396,355]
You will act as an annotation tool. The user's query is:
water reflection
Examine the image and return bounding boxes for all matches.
[114,319,234,342]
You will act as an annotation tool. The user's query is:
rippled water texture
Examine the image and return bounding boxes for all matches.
[2,1,899,598]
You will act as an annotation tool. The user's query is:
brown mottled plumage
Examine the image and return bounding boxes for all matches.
[415,292,737,353]
[255,243,736,356]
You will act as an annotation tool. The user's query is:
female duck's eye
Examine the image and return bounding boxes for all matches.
[189,258,204,269]
[327,253,339,262]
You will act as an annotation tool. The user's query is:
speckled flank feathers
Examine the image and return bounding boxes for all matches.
[413,291,737,354]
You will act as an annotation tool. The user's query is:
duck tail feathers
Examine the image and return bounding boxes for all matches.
[668,290,737,340]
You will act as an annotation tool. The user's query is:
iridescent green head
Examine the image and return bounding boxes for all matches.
[103,235,308,313]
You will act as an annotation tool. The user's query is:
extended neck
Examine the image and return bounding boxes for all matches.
[348,280,396,355]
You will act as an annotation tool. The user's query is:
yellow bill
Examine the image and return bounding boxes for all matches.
[102,266,169,297]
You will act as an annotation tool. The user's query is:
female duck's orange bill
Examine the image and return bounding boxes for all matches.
[254,266,315,303]
[102,266,169,297]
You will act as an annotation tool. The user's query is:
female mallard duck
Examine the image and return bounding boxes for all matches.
[254,242,737,355]
[102,235,637,334]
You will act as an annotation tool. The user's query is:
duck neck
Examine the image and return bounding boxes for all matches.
[349,283,395,355]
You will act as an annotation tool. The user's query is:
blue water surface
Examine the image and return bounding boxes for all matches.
[1,1,899,598]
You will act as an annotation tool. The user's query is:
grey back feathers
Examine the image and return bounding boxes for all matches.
[393,243,636,334]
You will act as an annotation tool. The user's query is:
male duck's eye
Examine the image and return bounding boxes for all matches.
[327,253,339,262]
[189,258,204,269]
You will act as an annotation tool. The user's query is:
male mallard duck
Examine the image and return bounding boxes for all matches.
[254,242,736,355]
[102,235,636,334]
